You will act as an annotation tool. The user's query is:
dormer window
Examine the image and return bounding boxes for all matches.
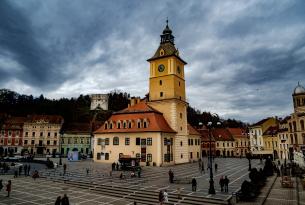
[117,122,121,129]
[110,123,113,129]
[123,121,127,129]
[128,121,132,128]
[137,121,141,128]
[104,123,108,130]
[160,49,164,56]
[143,121,147,128]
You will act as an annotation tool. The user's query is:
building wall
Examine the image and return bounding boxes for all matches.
[234,137,249,157]
[0,129,23,153]
[187,134,201,161]
[215,140,235,157]
[23,122,61,155]
[287,114,305,152]
[94,132,175,166]
[61,133,91,155]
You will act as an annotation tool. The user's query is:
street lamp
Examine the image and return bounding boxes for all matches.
[246,152,252,171]
[59,130,63,165]
[207,121,221,195]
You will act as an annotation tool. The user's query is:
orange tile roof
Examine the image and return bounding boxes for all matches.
[62,123,91,134]
[227,128,248,138]
[26,115,64,124]
[2,117,26,130]
[95,102,176,134]
[187,124,201,135]
[212,128,234,141]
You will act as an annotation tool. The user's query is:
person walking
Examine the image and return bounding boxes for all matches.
[163,189,168,203]
[6,180,11,197]
[198,161,201,171]
[62,194,70,205]
[219,176,224,192]
[0,180,3,191]
[112,162,115,171]
[24,164,28,176]
[27,164,31,176]
[201,163,205,174]
[55,196,61,205]
[215,163,218,173]
[63,163,67,175]
[158,190,164,205]
[191,178,197,192]
[224,176,229,192]
[168,169,174,183]
[18,166,22,176]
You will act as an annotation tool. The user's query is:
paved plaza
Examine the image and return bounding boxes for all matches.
[0,158,303,204]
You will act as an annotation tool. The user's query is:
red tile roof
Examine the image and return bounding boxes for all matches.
[212,128,234,141]
[187,124,201,135]
[26,115,64,124]
[227,128,248,138]
[62,123,91,134]
[95,102,176,134]
[263,126,279,135]
[197,129,215,142]
[2,117,26,130]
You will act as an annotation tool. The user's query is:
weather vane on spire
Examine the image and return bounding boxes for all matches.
[166,17,168,26]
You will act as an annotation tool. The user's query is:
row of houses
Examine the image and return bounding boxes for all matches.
[0,115,93,156]
[249,83,305,160]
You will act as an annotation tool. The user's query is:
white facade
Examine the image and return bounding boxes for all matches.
[90,94,109,111]
[249,127,264,153]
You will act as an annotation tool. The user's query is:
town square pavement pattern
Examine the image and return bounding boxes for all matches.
[0,158,294,205]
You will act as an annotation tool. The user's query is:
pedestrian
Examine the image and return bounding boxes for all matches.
[27,164,31,176]
[6,180,11,197]
[158,190,164,205]
[62,194,70,205]
[55,196,61,205]
[14,170,18,178]
[0,179,3,191]
[224,176,229,192]
[63,163,67,175]
[163,189,168,203]
[177,187,181,199]
[19,166,22,176]
[198,161,201,171]
[219,176,224,192]
[137,168,141,178]
[215,163,218,172]
[191,178,197,192]
[116,162,119,171]
[86,168,89,176]
[112,162,115,171]
[201,163,205,174]
[24,164,28,176]
[168,169,174,183]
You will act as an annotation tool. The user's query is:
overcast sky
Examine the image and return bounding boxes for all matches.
[1,0,305,123]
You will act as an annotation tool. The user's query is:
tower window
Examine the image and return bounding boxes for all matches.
[179,82,180,86]
[180,113,182,119]
[159,80,162,85]
[160,92,163,97]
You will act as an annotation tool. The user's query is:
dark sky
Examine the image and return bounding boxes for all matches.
[1,0,305,123]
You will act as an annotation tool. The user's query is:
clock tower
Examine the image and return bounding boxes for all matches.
[147,21,189,163]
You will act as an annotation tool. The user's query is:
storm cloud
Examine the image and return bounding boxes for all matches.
[1,0,305,123]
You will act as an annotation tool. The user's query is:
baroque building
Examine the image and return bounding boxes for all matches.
[94,22,201,166]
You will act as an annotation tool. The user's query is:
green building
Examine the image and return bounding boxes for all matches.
[61,123,91,156]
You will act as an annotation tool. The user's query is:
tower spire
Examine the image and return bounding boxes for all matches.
[160,18,174,44]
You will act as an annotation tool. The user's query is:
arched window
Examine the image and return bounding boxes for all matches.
[293,121,297,132]
[159,80,162,85]
[128,121,132,128]
[300,120,305,131]
[123,121,127,129]
[104,123,108,130]
[137,121,141,128]
[117,122,121,129]
[110,123,113,129]
[289,123,292,132]
[294,134,298,145]
[143,121,147,128]
[113,137,119,145]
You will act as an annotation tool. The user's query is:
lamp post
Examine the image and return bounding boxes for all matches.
[59,130,63,166]
[207,121,221,195]
[246,152,252,171]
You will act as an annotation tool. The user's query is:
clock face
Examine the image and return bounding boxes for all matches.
[158,64,165,72]
[177,66,181,74]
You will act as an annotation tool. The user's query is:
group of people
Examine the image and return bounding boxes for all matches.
[14,164,31,178]
[219,176,230,192]
[111,162,120,171]
[0,179,11,197]
[55,194,70,205]
[158,189,168,204]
